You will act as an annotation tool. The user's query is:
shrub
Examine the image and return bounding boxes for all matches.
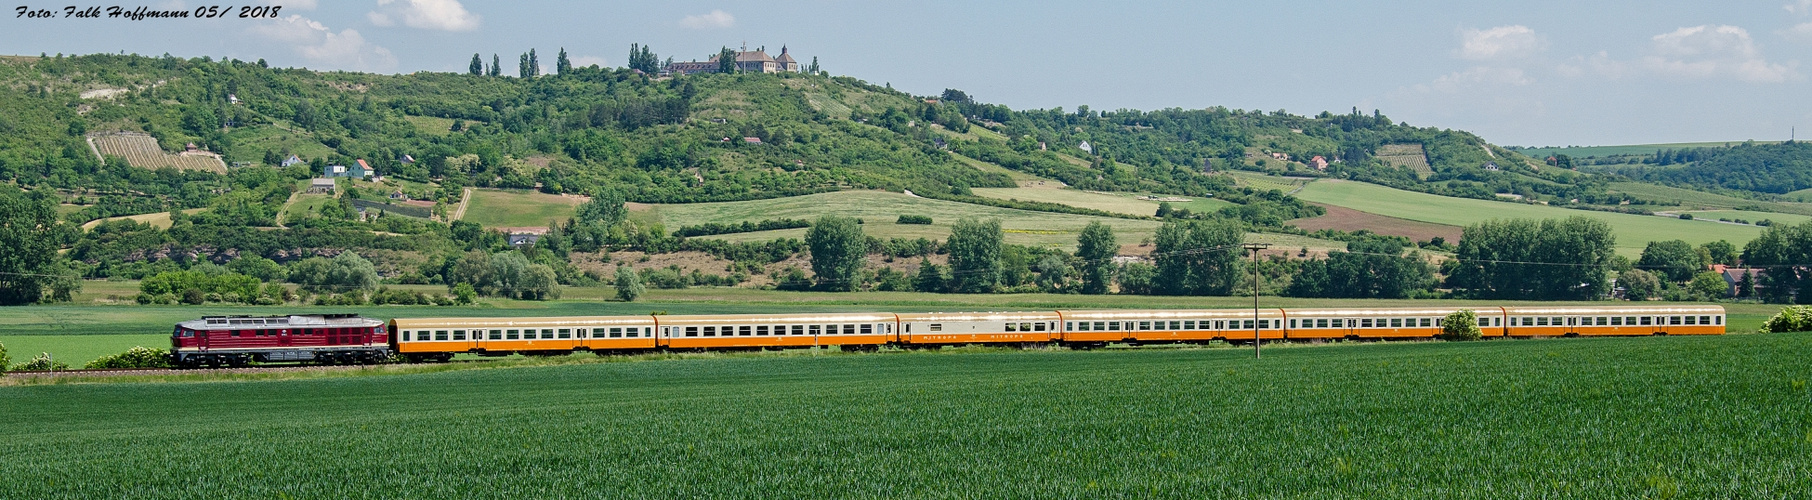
[13,352,69,371]
[84,346,171,369]
[897,215,933,225]
[1760,305,1812,333]
[1440,309,1483,341]
[1678,213,1693,220]
[0,340,9,374]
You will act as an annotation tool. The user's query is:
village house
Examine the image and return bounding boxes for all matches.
[1721,266,1764,297]
[1079,141,1093,154]
[1309,156,1329,170]
[307,178,336,194]
[280,155,303,168]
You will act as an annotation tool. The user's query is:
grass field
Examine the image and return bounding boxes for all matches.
[949,152,1050,183]
[1682,210,1809,226]
[78,208,204,231]
[403,115,457,137]
[0,334,165,367]
[1227,170,1315,193]
[1295,180,1765,256]
[649,190,1169,250]
[3,333,1807,496]
[970,187,1231,217]
[1290,203,1463,243]
[1516,141,1781,158]
[1605,182,1812,216]
[461,188,587,228]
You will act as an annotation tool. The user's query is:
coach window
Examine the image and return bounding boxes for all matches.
[1701,316,1711,325]
[452,330,467,341]
[1715,316,1722,325]
[1610,317,1623,326]
[1035,322,1047,332]
[682,326,696,337]
[1360,319,1372,328]
[839,324,852,335]
[602,327,617,338]
[1685,316,1697,325]
[1004,322,1017,332]
[1669,316,1682,325]
[855,324,870,335]
[552,329,567,339]
[1639,317,1652,325]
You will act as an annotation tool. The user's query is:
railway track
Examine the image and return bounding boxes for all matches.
[4,364,394,378]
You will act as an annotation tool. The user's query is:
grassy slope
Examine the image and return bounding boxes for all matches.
[3,333,1808,497]
[461,188,586,228]
[1682,210,1809,226]
[1606,182,1812,216]
[650,190,1164,249]
[968,187,1232,217]
[1296,180,1763,256]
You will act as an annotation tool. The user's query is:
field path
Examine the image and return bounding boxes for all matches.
[275,190,301,227]
[451,187,473,221]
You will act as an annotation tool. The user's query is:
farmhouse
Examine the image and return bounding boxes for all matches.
[323,161,373,179]
[307,178,336,194]
[280,155,303,167]
[1309,156,1329,170]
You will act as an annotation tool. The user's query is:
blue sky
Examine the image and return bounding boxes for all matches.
[5,0,1811,146]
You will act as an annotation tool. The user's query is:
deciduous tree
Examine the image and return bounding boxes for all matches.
[806,215,865,291]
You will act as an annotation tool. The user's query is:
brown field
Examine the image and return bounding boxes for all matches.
[1288,203,1463,243]
[87,132,226,173]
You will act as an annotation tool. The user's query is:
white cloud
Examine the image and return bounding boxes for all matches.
[1788,0,1812,14]
[680,10,735,30]
[1458,25,1545,60]
[249,15,396,72]
[367,0,480,31]
[1785,22,1812,41]
[1415,66,1534,94]
[1642,25,1797,83]
[570,56,608,68]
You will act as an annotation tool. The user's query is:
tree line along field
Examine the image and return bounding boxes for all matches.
[1293,180,1764,256]
[2,333,1807,496]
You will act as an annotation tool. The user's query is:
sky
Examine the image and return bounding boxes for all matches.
[5,0,1811,147]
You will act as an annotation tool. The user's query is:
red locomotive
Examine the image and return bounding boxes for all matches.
[169,314,390,368]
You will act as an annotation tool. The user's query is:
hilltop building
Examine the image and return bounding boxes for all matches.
[666,45,803,75]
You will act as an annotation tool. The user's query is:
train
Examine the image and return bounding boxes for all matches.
[168,305,1726,367]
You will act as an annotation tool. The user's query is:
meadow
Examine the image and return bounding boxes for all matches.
[1605,182,1812,216]
[969,186,1231,217]
[1295,180,1764,256]
[2,332,1807,497]
[460,188,588,228]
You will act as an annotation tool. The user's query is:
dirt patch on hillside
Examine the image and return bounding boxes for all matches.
[1289,203,1463,243]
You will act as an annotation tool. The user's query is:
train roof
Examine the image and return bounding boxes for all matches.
[178,314,383,330]
[1499,305,1724,315]
[1283,306,1494,317]
[1057,309,1283,320]
[391,316,656,329]
[651,312,899,325]
[895,311,1061,321]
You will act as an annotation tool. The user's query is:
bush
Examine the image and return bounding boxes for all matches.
[896,215,933,225]
[1760,305,1812,333]
[1678,213,1693,220]
[0,340,9,374]
[13,352,69,371]
[1440,309,1483,341]
[84,346,171,369]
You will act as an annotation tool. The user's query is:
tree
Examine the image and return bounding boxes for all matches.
[1620,269,1661,301]
[1034,255,1070,293]
[445,250,496,295]
[452,282,477,305]
[1447,217,1615,300]
[469,53,482,75]
[490,54,501,76]
[489,251,531,298]
[1076,221,1117,294]
[1117,262,1158,295]
[528,48,539,77]
[946,218,1003,293]
[0,188,72,305]
[1689,271,1729,300]
[913,258,945,293]
[1700,240,1738,266]
[44,261,82,303]
[227,255,285,282]
[809,56,820,73]
[1638,239,1703,282]
[1440,309,1482,341]
[518,263,558,300]
[327,251,379,292]
[717,47,737,74]
[615,266,644,302]
[1737,270,1756,299]
[1152,219,1243,295]
[518,52,530,78]
[1284,237,1433,298]
[556,47,570,75]
[805,215,866,291]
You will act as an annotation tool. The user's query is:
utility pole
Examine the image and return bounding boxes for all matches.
[1243,243,1270,359]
